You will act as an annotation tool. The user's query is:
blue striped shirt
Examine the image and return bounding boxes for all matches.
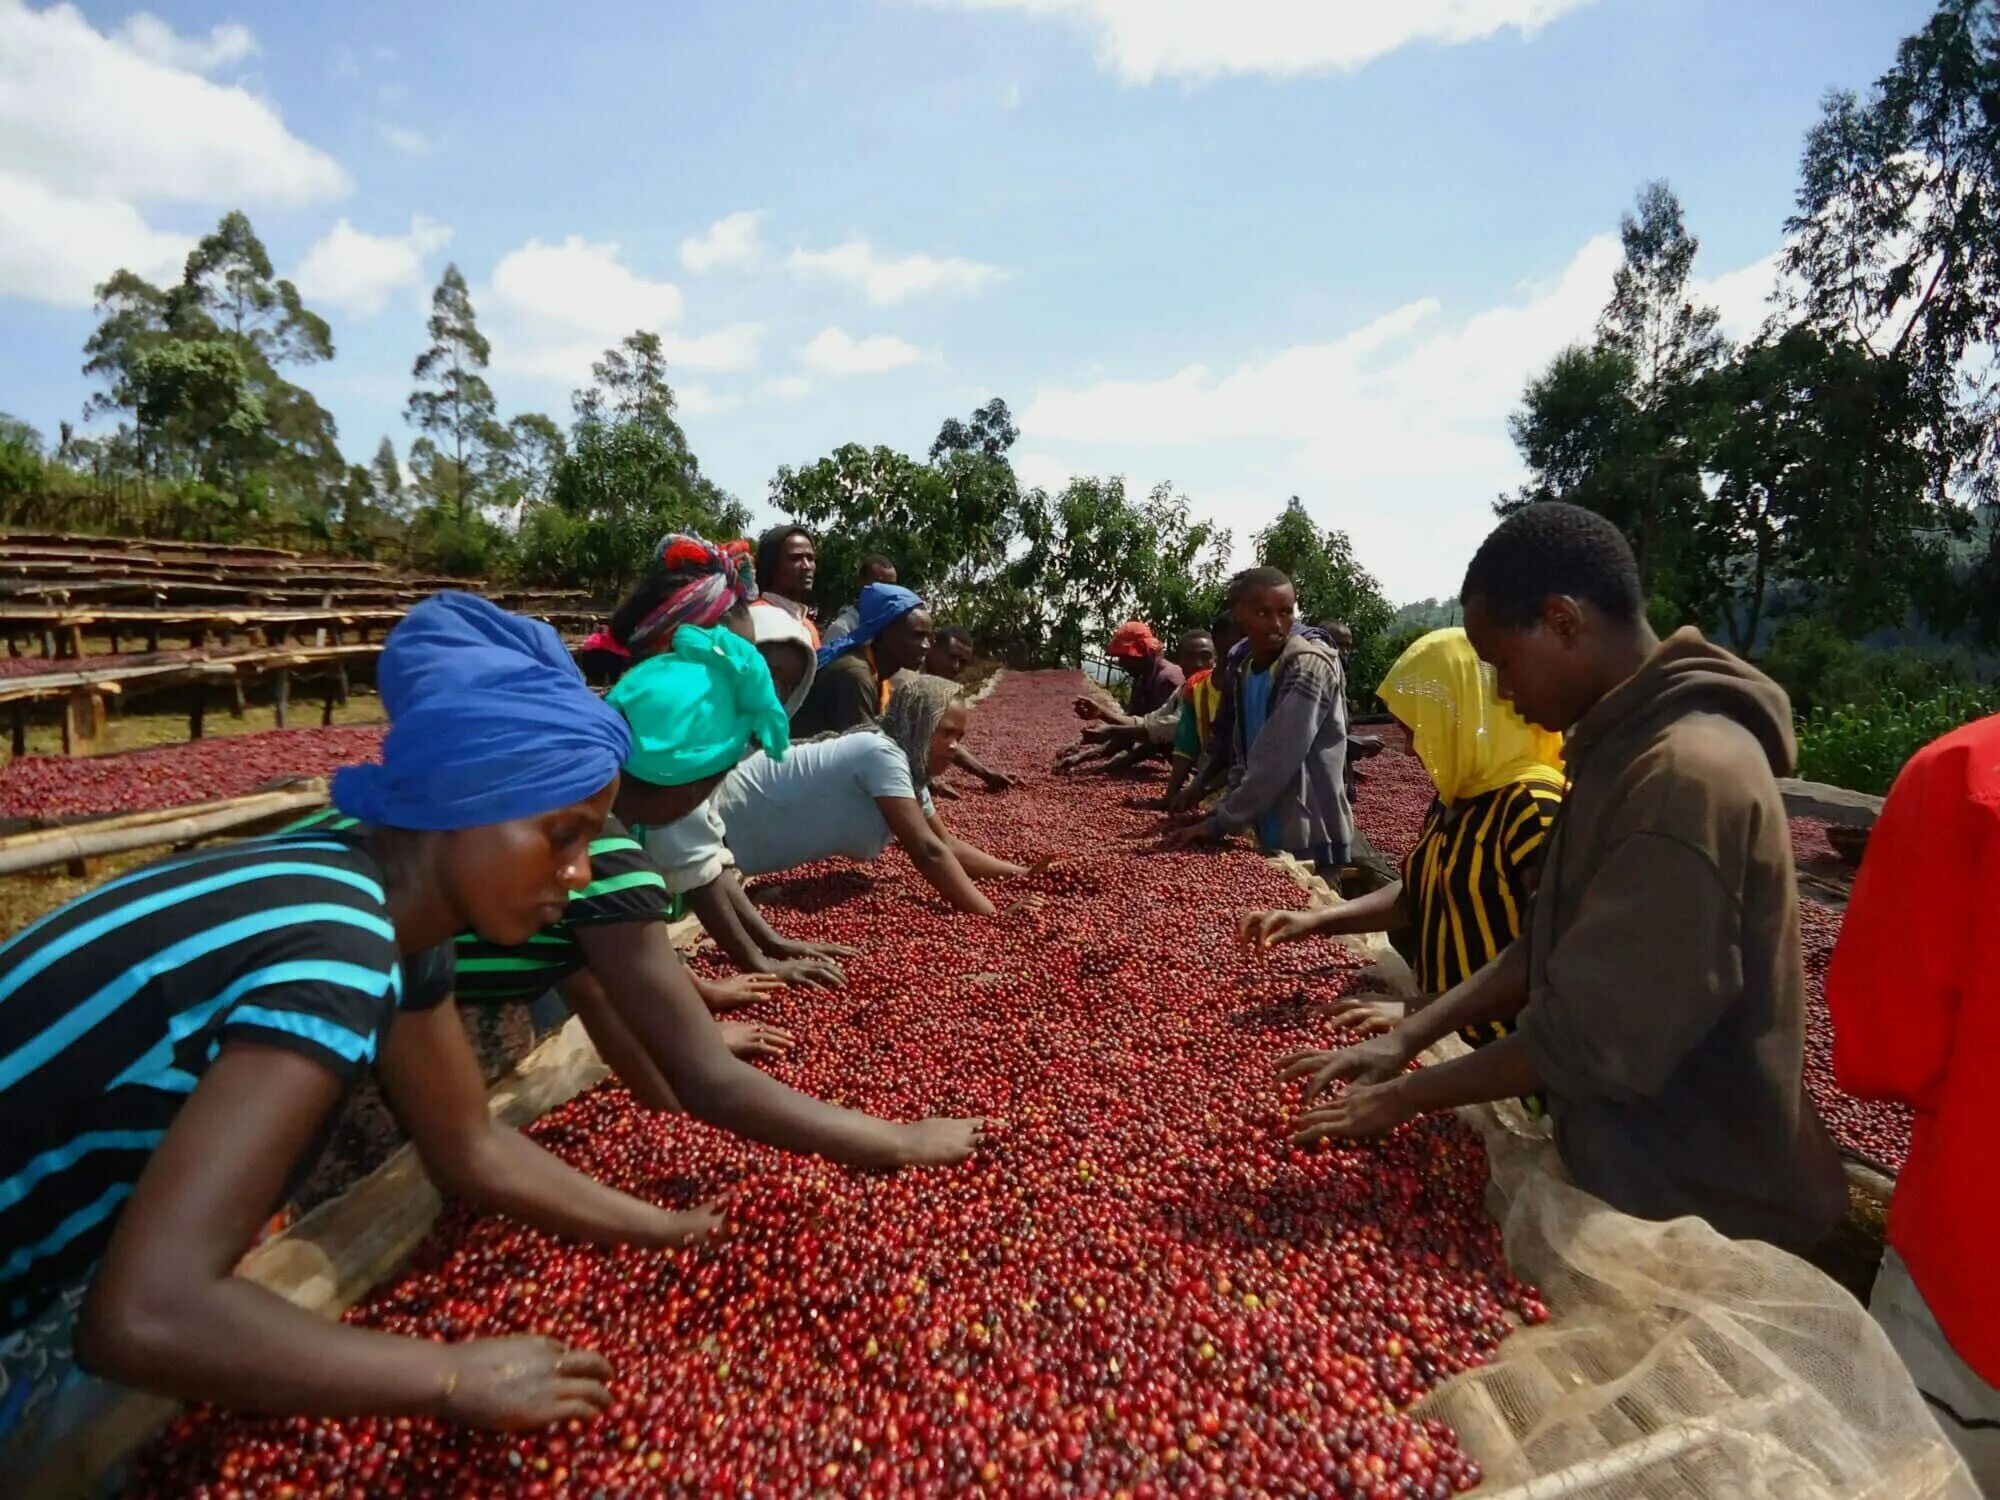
[0,832,453,1335]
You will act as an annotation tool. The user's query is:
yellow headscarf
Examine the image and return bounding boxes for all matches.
[1377,628,1565,806]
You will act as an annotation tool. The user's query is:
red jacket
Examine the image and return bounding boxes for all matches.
[1828,713,2000,1382]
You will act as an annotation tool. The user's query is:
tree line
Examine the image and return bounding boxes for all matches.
[1506,0,2000,661]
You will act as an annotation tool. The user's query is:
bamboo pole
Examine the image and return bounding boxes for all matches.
[0,785,328,875]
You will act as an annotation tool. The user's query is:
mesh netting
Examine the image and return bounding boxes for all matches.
[1411,1053,1976,1498]
[1272,864,1978,1500]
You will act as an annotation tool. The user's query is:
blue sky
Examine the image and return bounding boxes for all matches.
[0,0,1937,600]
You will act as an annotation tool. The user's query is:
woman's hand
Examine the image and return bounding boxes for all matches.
[718,1019,796,1059]
[439,1338,615,1430]
[696,972,787,1012]
[788,938,860,961]
[1290,1079,1417,1146]
[1165,820,1222,850]
[763,955,846,990]
[1276,1032,1412,1104]
[1310,997,1408,1038]
[1237,908,1318,950]
[648,1199,728,1249]
[996,894,1048,923]
[892,1117,993,1166]
[979,768,1016,792]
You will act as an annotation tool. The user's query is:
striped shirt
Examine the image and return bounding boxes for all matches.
[0,833,453,1335]
[297,812,678,1004]
[1402,780,1564,1046]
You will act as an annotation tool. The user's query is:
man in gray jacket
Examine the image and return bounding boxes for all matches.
[1168,567,1352,877]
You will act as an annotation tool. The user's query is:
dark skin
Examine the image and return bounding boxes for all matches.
[874,607,934,678]
[76,785,720,1432]
[632,631,854,990]
[1167,586,1293,848]
[769,533,816,602]
[926,635,1015,791]
[1271,590,1659,1144]
[561,924,988,1166]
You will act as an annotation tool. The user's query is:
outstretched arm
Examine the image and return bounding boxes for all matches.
[925,807,1029,881]
[77,1045,614,1429]
[575,922,985,1168]
[952,744,1013,790]
[380,1001,718,1249]
[880,796,995,914]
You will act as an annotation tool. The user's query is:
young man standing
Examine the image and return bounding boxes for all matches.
[822,555,900,646]
[754,525,821,648]
[1827,714,2000,1487]
[1280,504,1845,1257]
[1169,569,1351,879]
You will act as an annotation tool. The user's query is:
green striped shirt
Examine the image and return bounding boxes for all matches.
[288,811,682,1004]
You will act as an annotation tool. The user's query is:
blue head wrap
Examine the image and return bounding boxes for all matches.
[333,592,632,830]
[817,582,924,668]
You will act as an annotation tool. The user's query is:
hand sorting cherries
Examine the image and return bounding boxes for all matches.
[133,672,1544,1498]
[1351,744,1910,1174]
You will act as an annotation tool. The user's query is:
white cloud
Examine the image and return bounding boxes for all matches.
[800,327,925,376]
[0,1,347,307]
[294,216,453,317]
[660,324,764,371]
[763,375,813,401]
[376,122,435,157]
[1016,234,1783,599]
[923,0,1596,83]
[681,210,765,273]
[485,235,762,383]
[676,383,741,418]
[0,169,192,306]
[113,12,257,72]
[0,1,348,204]
[787,239,1004,305]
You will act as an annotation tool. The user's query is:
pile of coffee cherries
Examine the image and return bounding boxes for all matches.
[134,673,1541,1498]
[0,726,384,820]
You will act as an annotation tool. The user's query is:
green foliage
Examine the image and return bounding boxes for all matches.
[1347,622,1432,710]
[513,332,748,596]
[772,400,1023,619]
[1004,478,1230,666]
[406,264,501,524]
[1796,687,2000,795]
[1253,498,1394,705]
[1785,0,2000,637]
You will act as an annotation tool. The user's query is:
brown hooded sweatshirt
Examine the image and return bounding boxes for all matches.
[1515,628,1846,1253]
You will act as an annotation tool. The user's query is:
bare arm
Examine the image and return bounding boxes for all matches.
[879,795,995,914]
[380,1002,716,1249]
[952,744,1012,790]
[1240,881,1410,949]
[725,873,854,967]
[575,922,983,1167]
[926,807,1029,880]
[76,1046,611,1427]
[685,872,845,987]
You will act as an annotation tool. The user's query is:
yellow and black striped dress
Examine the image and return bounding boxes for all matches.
[1401,779,1564,1048]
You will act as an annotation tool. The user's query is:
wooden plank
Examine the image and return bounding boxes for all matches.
[0,785,330,875]
[60,690,104,756]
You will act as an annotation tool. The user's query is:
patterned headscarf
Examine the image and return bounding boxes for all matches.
[615,533,759,656]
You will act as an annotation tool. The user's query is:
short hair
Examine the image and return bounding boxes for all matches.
[1179,629,1215,648]
[1228,566,1293,604]
[754,524,812,592]
[935,624,973,650]
[860,553,898,580]
[1461,502,1643,628]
